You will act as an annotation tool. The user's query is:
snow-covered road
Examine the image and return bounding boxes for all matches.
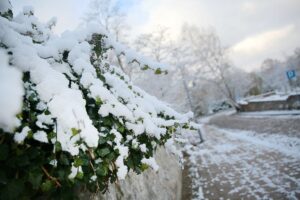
[208,112,300,137]
[184,124,300,200]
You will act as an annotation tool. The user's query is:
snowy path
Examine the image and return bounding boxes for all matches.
[209,114,300,137]
[186,125,300,200]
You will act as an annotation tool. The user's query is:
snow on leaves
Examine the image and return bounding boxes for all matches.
[0,2,197,198]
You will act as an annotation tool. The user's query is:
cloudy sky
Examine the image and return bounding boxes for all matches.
[10,0,300,71]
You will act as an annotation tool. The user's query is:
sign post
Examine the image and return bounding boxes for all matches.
[286,70,296,90]
[286,70,296,80]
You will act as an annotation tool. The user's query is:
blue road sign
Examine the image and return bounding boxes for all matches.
[286,70,296,80]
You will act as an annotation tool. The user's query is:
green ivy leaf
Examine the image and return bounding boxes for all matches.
[97,148,110,157]
[15,154,30,167]
[48,131,56,140]
[54,141,62,152]
[103,117,113,127]
[59,154,70,166]
[141,163,149,171]
[76,172,84,179]
[41,180,53,192]
[27,148,40,159]
[27,130,33,139]
[28,94,36,102]
[81,157,89,166]
[95,97,103,106]
[28,171,43,190]
[126,157,134,170]
[96,165,108,176]
[71,128,80,136]
[154,68,162,75]
[74,158,83,167]
[44,110,51,115]
[57,169,66,180]
[0,179,24,200]
[141,65,149,70]
[0,144,9,161]
[16,113,23,120]
[98,136,107,145]
[105,152,117,162]
[117,125,125,133]
[182,123,189,129]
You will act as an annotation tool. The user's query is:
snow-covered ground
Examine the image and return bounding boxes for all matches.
[239,110,300,118]
[184,114,300,200]
[198,110,236,124]
[238,91,300,104]
[209,112,300,137]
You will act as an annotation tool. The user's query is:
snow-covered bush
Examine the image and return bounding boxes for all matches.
[0,2,197,199]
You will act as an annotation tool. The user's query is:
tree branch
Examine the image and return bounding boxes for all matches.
[41,166,62,188]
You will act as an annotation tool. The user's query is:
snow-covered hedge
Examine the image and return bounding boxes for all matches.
[0,3,197,199]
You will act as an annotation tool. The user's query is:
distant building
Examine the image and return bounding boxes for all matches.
[238,92,300,112]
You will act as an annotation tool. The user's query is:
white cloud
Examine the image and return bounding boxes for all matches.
[127,0,300,72]
[241,2,256,14]
[230,25,300,71]
[127,0,211,39]
[232,25,295,55]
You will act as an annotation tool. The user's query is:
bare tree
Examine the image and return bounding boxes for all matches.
[131,26,175,98]
[134,26,172,62]
[177,24,251,110]
[258,48,300,93]
[83,0,129,41]
[133,27,205,142]
[83,0,131,73]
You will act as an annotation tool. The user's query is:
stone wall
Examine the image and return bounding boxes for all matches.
[240,94,300,112]
[79,147,182,200]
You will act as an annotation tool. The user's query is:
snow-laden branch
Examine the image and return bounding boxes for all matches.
[0,4,197,197]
